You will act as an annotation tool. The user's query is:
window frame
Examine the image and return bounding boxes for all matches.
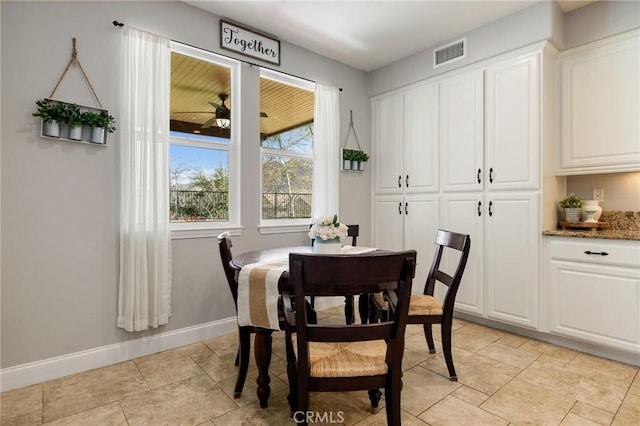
[258,69,315,234]
[169,42,242,239]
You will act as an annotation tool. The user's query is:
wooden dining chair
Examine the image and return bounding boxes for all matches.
[217,232,255,398]
[282,250,416,425]
[309,224,361,324]
[370,229,470,381]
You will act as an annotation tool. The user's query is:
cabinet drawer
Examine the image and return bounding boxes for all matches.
[547,237,640,268]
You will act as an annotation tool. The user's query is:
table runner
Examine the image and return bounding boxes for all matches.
[237,246,378,330]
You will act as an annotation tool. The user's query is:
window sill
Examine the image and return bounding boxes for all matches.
[258,223,310,235]
[171,224,243,240]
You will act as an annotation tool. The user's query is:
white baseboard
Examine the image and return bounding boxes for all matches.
[0,317,237,392]
[455,312,640,367]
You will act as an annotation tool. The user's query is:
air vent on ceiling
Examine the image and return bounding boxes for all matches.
[433,38,466,69]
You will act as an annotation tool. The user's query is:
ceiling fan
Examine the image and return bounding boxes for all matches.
[173,93,268,129]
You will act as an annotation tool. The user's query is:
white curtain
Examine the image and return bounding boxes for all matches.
[312,84,340,218]
[117,27,172,332]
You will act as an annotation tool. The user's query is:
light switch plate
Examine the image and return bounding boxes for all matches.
[593,188,604,201]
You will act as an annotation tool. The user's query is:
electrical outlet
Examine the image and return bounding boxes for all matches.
[593,188,604,201]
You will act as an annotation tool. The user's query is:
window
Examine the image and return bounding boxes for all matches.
[169,42,240,237]
[260,69,315,227]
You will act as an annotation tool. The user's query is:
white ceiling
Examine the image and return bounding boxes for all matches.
[185,0,596,72]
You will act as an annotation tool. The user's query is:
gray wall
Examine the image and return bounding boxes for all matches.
[366,1,562,97]
[366,0,639,97]
[0,1,370,368]
[564,0,640,48]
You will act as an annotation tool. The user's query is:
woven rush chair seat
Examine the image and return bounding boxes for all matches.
[292,336,388,377]
[371,293,444,318]
[408,294,444,316]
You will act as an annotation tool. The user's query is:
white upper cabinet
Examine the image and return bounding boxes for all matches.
[372,82,439,195]
[440,69,484,192]
[403,83,439,194]
[556,30,640,175]
[485,54,540,190]
[372,93,404,193]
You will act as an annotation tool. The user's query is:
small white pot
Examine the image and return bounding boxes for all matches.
[343,159,351,170]
[351,160,358,170]
[91,126,105,144]
[68,125,82,140]
[358,161,365,171]
[313,238,342,254]
[43,120,60,137]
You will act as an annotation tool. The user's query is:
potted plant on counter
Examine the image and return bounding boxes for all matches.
[559,193,584,222]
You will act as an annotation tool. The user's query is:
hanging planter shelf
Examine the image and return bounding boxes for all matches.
[34,38,113,146]
[38,99,110,146]
[341,110,368,172]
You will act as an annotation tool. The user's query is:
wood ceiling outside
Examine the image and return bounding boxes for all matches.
[170,52,314,138]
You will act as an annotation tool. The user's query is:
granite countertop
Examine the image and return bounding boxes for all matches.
[542,211,640,241]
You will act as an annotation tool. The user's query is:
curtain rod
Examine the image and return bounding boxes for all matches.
[112,20,343,91]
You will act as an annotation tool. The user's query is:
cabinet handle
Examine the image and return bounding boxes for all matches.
[398,202,402,215]
[488,201,493,217]
[477,168,481,184]
[406,174,409,188]
[477,201,482,217]
[584,251,609,256]
[405,202,408,215]
[398,176,401,188]
[489,167,494,184]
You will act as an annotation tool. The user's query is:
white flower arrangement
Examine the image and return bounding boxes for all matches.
[308,214,349,241]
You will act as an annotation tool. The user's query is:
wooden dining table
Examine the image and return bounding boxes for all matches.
[230,245,311,408]
[230,244,379,408]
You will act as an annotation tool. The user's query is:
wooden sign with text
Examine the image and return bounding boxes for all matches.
[220,20,280,65]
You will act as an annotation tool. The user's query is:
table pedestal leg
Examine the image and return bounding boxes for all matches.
[255,328,273,408]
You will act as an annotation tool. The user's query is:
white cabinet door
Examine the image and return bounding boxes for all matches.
[485,54,539,191]
[372,94,404,194]
[547,238,640,354]
[403,194,440,294]
[441,70,484,193]
[485,192,539,328]
[404,82,439,194]
[441,194,484,315]
[550,261,640,353]
[557,30,640,174]
[372,195,404,251]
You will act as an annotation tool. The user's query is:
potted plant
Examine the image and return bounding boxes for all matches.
[350,150,360,170]
[342,149,355,170]
[559,193,584,222]
[357,151,369,171]
[33,99,66,137]
[63,104,83,140]
[82,111,116,144]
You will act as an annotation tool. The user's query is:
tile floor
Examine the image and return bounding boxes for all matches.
[2,305,639,425]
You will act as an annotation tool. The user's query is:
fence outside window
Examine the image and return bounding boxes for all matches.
[170,190,311,222]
